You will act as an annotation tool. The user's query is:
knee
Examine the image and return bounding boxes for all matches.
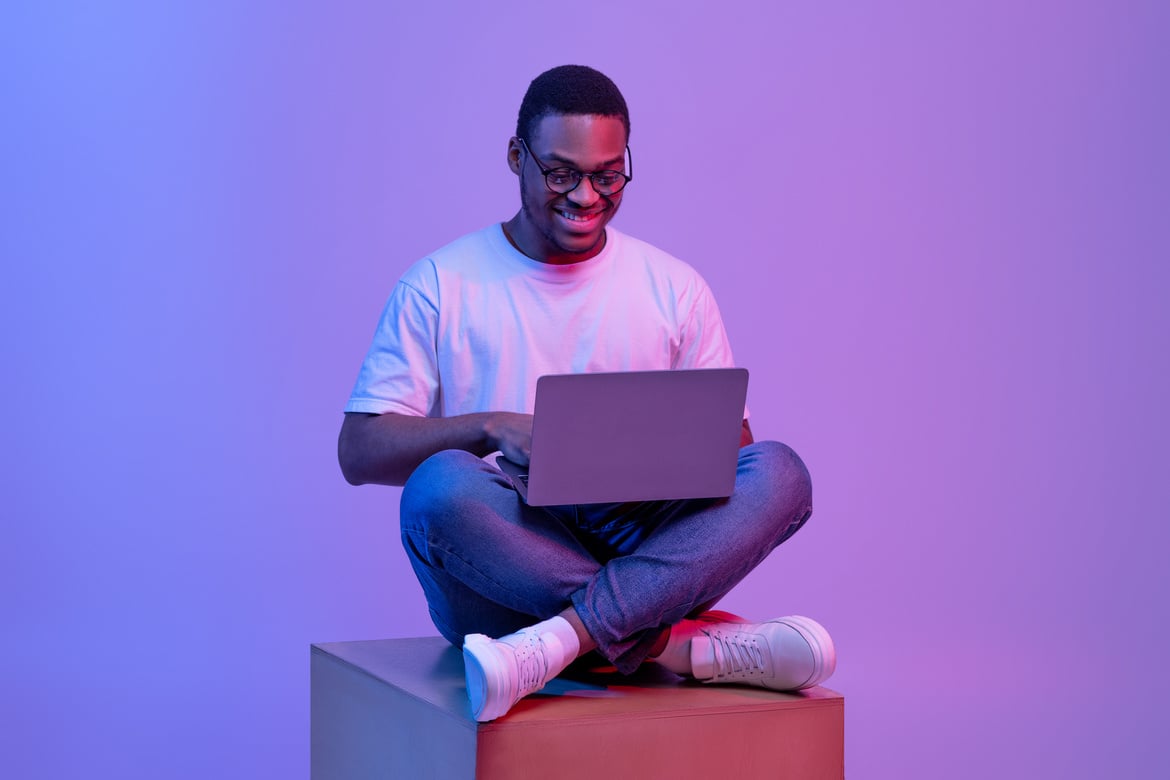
[741,440,813,519]
[400,449,489,530]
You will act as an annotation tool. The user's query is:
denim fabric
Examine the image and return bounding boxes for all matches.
[399,440,813,674]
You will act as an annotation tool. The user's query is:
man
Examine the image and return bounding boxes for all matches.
[339,65,835,722]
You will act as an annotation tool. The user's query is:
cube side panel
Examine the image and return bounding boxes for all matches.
[476,700,844,780]
[311,648,477,780]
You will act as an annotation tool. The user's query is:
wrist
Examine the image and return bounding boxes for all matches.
[479,412,502,452]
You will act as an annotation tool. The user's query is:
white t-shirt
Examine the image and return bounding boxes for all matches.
[346,223,740,418]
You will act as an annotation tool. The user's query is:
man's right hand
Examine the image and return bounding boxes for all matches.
[483,412,534,467]
[338,410,534,487]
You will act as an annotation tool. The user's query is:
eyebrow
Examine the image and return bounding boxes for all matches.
[542,151,626,170]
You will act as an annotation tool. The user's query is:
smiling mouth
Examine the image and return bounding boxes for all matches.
[556,208,604,225]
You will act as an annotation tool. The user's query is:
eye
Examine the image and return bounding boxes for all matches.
[592,171,622,187]
[546,169,578,186]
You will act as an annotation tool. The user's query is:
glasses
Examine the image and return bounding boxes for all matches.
[518,137,633,196]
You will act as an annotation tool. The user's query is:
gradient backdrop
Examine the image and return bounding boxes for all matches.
[4,2,1168,778]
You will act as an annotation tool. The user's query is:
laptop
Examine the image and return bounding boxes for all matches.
[496,368,749,506]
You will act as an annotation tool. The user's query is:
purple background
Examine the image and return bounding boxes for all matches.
[4,2,1168,777]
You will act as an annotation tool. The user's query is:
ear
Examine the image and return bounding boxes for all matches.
[506,137,523,176]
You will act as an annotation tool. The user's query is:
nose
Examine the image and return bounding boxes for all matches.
[566,175,601,207]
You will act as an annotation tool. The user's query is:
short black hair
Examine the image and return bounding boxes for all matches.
[516,65,630,143]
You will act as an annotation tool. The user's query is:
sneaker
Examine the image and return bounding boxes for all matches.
[690,615,836,691]
[463,628,568,722]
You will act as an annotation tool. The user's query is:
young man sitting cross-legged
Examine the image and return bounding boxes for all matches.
[339,64,836,722]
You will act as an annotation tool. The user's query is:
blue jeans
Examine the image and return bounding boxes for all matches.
[399,440,813,674]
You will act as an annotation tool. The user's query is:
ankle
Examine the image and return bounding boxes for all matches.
[647,627,670,658]
[523,615,581,672]
[653,610,750,677]
[556,608,597,656]
[652,623,699,676]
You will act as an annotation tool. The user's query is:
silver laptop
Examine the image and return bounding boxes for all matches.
[496,368,749,506]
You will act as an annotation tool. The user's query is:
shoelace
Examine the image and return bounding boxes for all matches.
[708,629,766,679]
[511,632,551,696]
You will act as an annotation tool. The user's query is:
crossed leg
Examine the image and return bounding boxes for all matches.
[400,440,818,683]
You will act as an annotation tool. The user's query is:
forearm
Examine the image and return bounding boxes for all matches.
[338,411,496,487]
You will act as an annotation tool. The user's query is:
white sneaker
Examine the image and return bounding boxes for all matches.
[463,628,568,722]
[690,615,836,691]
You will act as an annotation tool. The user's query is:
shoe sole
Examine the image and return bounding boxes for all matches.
[773,615,837,689]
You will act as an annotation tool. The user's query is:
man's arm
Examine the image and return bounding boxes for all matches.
[741,418,754,448]
[337,411,534,487]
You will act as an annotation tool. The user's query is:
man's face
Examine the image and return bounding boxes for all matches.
[510,113,628,265]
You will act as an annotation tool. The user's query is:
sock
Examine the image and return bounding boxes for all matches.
[517,615,581,679]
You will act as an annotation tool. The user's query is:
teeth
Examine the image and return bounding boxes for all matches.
[560,211,596,222]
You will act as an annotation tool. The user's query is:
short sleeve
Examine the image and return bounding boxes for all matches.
[674,279,736,371]
[345,270,441,418]
[674,278,750,419]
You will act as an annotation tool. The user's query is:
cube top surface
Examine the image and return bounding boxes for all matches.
[312,636,842,730]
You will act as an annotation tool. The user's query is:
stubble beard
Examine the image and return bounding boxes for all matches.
[520,187,607,259]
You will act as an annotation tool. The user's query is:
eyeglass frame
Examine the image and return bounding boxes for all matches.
[517,136,633,196]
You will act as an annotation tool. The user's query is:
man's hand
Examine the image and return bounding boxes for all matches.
[484,412,534,466]
[339,410,535,486]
